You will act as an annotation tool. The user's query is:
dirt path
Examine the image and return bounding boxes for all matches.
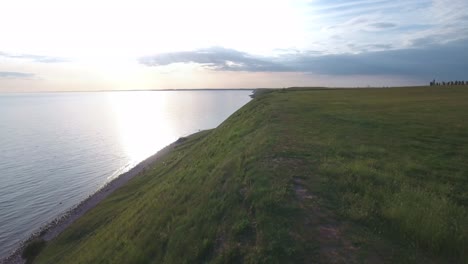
[293,177,360,264]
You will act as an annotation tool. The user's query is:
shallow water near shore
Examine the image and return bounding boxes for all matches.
[0,90,251,258]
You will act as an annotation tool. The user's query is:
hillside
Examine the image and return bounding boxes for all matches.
[33,86,468,263]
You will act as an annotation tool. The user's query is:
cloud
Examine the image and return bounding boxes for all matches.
[140,39,468,80]
[139,47,288,72]
[369,22,397,29]
[0,52,67,63]
[306,0,468,55]
[291,41,468,79]
[325,17,397,32]
[0,71,35,79]
[311,0,430,22]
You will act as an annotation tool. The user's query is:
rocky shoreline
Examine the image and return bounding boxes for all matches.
[1,141,180,264]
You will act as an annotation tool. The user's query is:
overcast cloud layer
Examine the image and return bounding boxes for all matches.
[140,38,468,80]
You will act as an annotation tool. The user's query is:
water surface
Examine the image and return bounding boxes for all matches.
[0,90,251,257]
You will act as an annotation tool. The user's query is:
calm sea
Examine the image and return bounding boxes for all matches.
[0,90,252,258]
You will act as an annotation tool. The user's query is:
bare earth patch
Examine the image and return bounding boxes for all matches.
[293,177,359,264]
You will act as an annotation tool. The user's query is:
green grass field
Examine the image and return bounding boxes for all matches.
[34,86,468,263]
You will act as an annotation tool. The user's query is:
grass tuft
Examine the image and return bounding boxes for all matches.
[22,239,46,264]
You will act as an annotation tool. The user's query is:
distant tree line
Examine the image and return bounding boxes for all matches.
[430,80,467,86]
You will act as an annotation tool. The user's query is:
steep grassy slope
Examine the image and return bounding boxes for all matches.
[35,86,468,263]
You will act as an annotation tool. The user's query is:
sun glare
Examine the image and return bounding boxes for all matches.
[107,92,177,164]
[0,0,307,58]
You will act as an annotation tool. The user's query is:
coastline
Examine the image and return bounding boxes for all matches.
[1,139,182,264]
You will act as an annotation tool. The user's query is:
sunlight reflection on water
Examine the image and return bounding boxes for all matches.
[108,92,176,164]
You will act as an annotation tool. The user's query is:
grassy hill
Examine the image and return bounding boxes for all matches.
[34,86,468,263]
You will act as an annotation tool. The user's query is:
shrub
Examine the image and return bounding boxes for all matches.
[22,239,46,264]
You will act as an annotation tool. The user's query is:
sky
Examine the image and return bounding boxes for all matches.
[1,0,467,92]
